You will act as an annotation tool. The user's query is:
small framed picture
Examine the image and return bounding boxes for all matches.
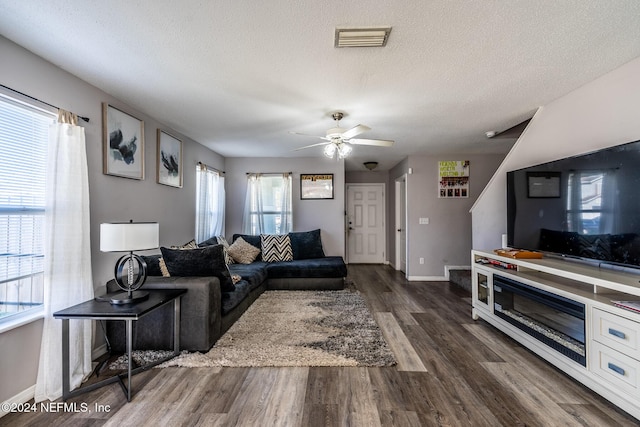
[301,174,334,199]
[157,130,183,188]
[103,103,145,180]
[527,172,561,198]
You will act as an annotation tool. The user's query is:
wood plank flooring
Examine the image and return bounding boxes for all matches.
[2,264,639,426]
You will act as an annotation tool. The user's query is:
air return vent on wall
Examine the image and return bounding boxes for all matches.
[335,27,392,47]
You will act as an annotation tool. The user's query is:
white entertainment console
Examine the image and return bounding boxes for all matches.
[471,249,640,420]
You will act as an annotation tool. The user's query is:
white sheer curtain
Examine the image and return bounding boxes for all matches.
[242,173,292,234]
[195,164,225,242]
[35,111,94,402]
[280,174,292,232]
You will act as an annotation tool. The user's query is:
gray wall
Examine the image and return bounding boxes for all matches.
[392,154,503,279]
[345,170,388,184]
[0,36,224,403]
[225,157,345,257]
[472,56,640,251]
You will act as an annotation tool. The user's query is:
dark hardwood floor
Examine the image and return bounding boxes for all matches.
[2,264,638,426]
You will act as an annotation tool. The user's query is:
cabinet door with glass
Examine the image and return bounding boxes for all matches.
[472,266,492,319]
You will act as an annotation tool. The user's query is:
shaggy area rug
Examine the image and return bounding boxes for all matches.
[110,288,396,369]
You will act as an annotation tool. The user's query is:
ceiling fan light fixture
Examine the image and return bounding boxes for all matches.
[337,143,352,159]
[335,27,392,48]
[323,143,337,158]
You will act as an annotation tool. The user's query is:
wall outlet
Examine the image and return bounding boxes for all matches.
[419,217,429,225]
[419,257,424,264]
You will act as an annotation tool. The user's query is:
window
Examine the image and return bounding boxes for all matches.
[0,94,53,323]
[243,173,292,235]
[195,163,225,242]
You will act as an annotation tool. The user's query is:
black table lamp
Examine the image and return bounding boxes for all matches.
[100,220,159,304]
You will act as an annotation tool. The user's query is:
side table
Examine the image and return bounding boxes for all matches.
[53,288,186,402]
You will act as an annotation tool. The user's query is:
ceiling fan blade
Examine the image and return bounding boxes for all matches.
[293,141,331,151]
[341,124,371,139]
[289,131,330,141]
[348,138,395,147]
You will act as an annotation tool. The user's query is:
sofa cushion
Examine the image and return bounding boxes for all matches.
[228,262,268,292]
[289,229,325,260]
[221,279,251,315]
[261,234,293,262]
[160,245,235,292]
[198,236,219,247]
[228,237,261,264]
[265,256,347,279]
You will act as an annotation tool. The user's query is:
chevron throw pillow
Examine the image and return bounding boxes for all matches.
[261,234,293,262]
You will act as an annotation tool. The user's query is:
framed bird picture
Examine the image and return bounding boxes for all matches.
[103,103,145,180]
[157,129,183,188]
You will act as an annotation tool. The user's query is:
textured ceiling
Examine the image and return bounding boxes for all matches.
[1,1,640,171]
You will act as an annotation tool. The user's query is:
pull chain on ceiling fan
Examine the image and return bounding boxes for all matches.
[290,111,394,159]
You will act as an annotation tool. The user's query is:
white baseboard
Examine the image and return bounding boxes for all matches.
[407,275,447,281]
[408,265,471,282]
[92,343,108,360]
[1,385,35,418]
[1,343,109,419]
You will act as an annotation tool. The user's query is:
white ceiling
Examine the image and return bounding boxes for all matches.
[1,1,640,171]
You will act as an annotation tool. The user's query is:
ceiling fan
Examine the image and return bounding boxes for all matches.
[290,112,394,159]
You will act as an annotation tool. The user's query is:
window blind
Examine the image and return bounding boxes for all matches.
[0,94,53,318]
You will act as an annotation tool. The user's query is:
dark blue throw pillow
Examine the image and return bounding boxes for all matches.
[288,229,325,260]
[140,254,163,276]
[160,245,235,292]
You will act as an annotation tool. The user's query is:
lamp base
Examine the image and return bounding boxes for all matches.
[110,290,149,305]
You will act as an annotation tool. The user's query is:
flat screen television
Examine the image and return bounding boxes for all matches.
[507,139,640,270]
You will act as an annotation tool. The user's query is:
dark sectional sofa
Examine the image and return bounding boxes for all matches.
[106,230,347,352]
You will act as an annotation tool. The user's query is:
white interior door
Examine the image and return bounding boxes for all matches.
[347,184,385,264]
[395,176,407,273]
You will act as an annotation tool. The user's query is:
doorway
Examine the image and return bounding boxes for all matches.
[346,184,385,263]
[395,175,407,274]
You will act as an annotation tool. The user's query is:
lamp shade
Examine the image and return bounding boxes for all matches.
[100,222,159,252]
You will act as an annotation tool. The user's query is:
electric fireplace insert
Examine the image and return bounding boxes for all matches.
[493,274,586,366]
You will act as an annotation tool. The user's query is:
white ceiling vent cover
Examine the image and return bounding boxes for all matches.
[335,27,391,48]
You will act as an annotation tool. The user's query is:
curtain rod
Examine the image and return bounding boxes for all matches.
[246,172,293,175]
[0,84,90,123]
[197,161,225,174]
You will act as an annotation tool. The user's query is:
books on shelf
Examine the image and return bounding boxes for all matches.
[612,300,640,314]
[475,257,517,270]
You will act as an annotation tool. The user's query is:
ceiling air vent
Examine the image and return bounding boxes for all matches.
[335,27,391,48]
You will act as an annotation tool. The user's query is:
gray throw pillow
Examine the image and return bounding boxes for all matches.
[228,237,261,264]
